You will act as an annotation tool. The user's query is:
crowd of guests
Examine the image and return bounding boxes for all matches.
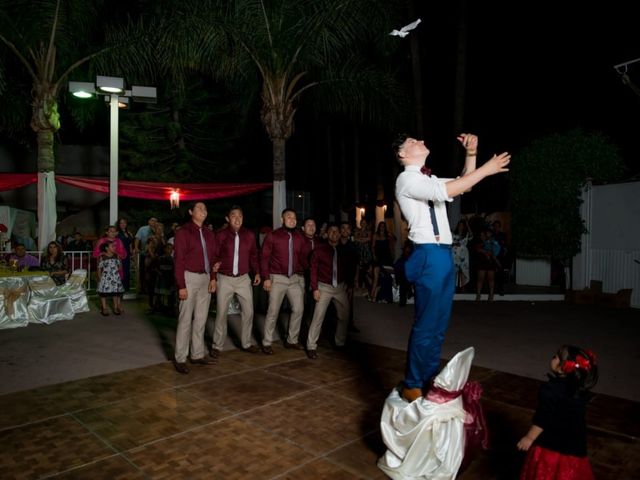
[451,216,512,301]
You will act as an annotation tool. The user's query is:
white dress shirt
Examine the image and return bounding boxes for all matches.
[395,164,453,245]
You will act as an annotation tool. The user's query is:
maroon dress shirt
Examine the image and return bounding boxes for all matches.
[310,242,350,291]
[260,227,310,280]
[214,226,259,276]
[173,221,217,289]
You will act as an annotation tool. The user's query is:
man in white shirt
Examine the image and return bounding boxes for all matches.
[393,133,510,403]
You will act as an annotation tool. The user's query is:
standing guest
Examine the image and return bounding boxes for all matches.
[93,225,127,261]
[393,132,510,402]
[211,206,261,358]
[96,241,124,315]
[393,241,414,307]
[306,224,355,359]
[452,219,472,292]
[492,220,511,295]
[40,241,70,285]
[518,345,598,480]
[116,218,135,291]
[339,221,360,331]
[154,243,176,313]
[369,221,396,302]
[260,208,310,355]
[134,217,158,293]
[301,217,318,325]
[166,222,180,245]
[354,218,373,291]
[67,231,91,251]
[172,202,218,374]
[8,243,40,270]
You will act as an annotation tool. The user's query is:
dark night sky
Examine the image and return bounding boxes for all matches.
[419,1,639,170]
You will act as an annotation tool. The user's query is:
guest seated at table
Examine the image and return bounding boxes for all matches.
[40,241,70,285]
[7,243,40,270]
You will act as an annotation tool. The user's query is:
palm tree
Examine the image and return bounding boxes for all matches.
[0,0,148,248]
[159,0,405,227]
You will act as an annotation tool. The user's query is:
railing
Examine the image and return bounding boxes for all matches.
[23,250,94,289]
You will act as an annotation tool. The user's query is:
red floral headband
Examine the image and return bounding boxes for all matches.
[561,350,596,374]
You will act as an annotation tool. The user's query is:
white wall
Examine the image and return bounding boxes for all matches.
[574,181,640,308]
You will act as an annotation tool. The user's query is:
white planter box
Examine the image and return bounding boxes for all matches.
[516,258,551,286]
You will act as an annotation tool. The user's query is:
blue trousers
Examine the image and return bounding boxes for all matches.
[403,244,455,389]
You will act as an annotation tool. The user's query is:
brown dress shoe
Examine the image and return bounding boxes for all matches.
[262,345,274,355]
[283,341,304,350]
[243,345,260,354]
[209,349,221,360]
[306,349,317,360]
[174,362,190,374]
[190,356,216,365]
[401,387,423,403]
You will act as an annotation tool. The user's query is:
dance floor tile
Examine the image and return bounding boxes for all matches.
[321,368,402,406]
[320,344,407,371]
[182,369,313,413]
[326,432,388,479]
[281,458,362,479]
[127,417,313,479]
[75,389,230,451]
[0,415,113,479]
[53,455,147,479]
[223,345,307,367]
[588,393,640,439]
[245,389,378,455]
[143,360,251,387]
[589,433,640,478]
[479,372,541,410]
[0,387,68,430]
[265,356,363,386]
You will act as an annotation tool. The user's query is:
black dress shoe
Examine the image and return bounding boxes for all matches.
[190,356,216,365]
[243,345,260,353]
[306,349,317,360]
[283,341,304,350]
[174,362,190,374]
[262,345,274,355]
[209,349,221,360]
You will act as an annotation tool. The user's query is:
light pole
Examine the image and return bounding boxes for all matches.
[69,76,157,225]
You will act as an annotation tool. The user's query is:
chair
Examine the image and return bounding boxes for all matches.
[0,275,30,329]
[57,269,90,314]
[378,347,487,479]
[27,275,74,324]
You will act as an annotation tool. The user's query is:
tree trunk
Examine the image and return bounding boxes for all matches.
[272,137,287,227]
[36,128,55,172]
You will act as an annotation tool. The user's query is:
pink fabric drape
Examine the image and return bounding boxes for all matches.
[0,173,271,200]
[0,173,37,191]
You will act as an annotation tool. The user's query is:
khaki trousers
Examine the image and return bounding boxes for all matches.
[213,273,254,350]
[263,273,304,346]
[175,271,211,362]
[306,281,350,350]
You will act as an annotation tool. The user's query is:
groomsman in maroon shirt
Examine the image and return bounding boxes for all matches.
[173,202,218,374]
[260,208,310,354]
[211,206,261,358]
[306,223,356,359]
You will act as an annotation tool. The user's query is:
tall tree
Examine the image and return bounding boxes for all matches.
[0,0,149,247]
[159,0,406,227]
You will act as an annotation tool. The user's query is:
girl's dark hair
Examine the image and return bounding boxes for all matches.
[555,344,599,397]
[100,241,113,253]
[46,241,65,262]
[376,221,388,237]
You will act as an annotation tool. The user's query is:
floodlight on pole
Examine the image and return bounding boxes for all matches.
[69,76,157,225]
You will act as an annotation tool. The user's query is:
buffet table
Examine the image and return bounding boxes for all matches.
[0,270,89,330]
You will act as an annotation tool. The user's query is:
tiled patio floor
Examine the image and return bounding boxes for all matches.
[1,342,638,479]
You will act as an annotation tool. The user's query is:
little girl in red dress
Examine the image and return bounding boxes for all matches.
[517,344,598,480]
